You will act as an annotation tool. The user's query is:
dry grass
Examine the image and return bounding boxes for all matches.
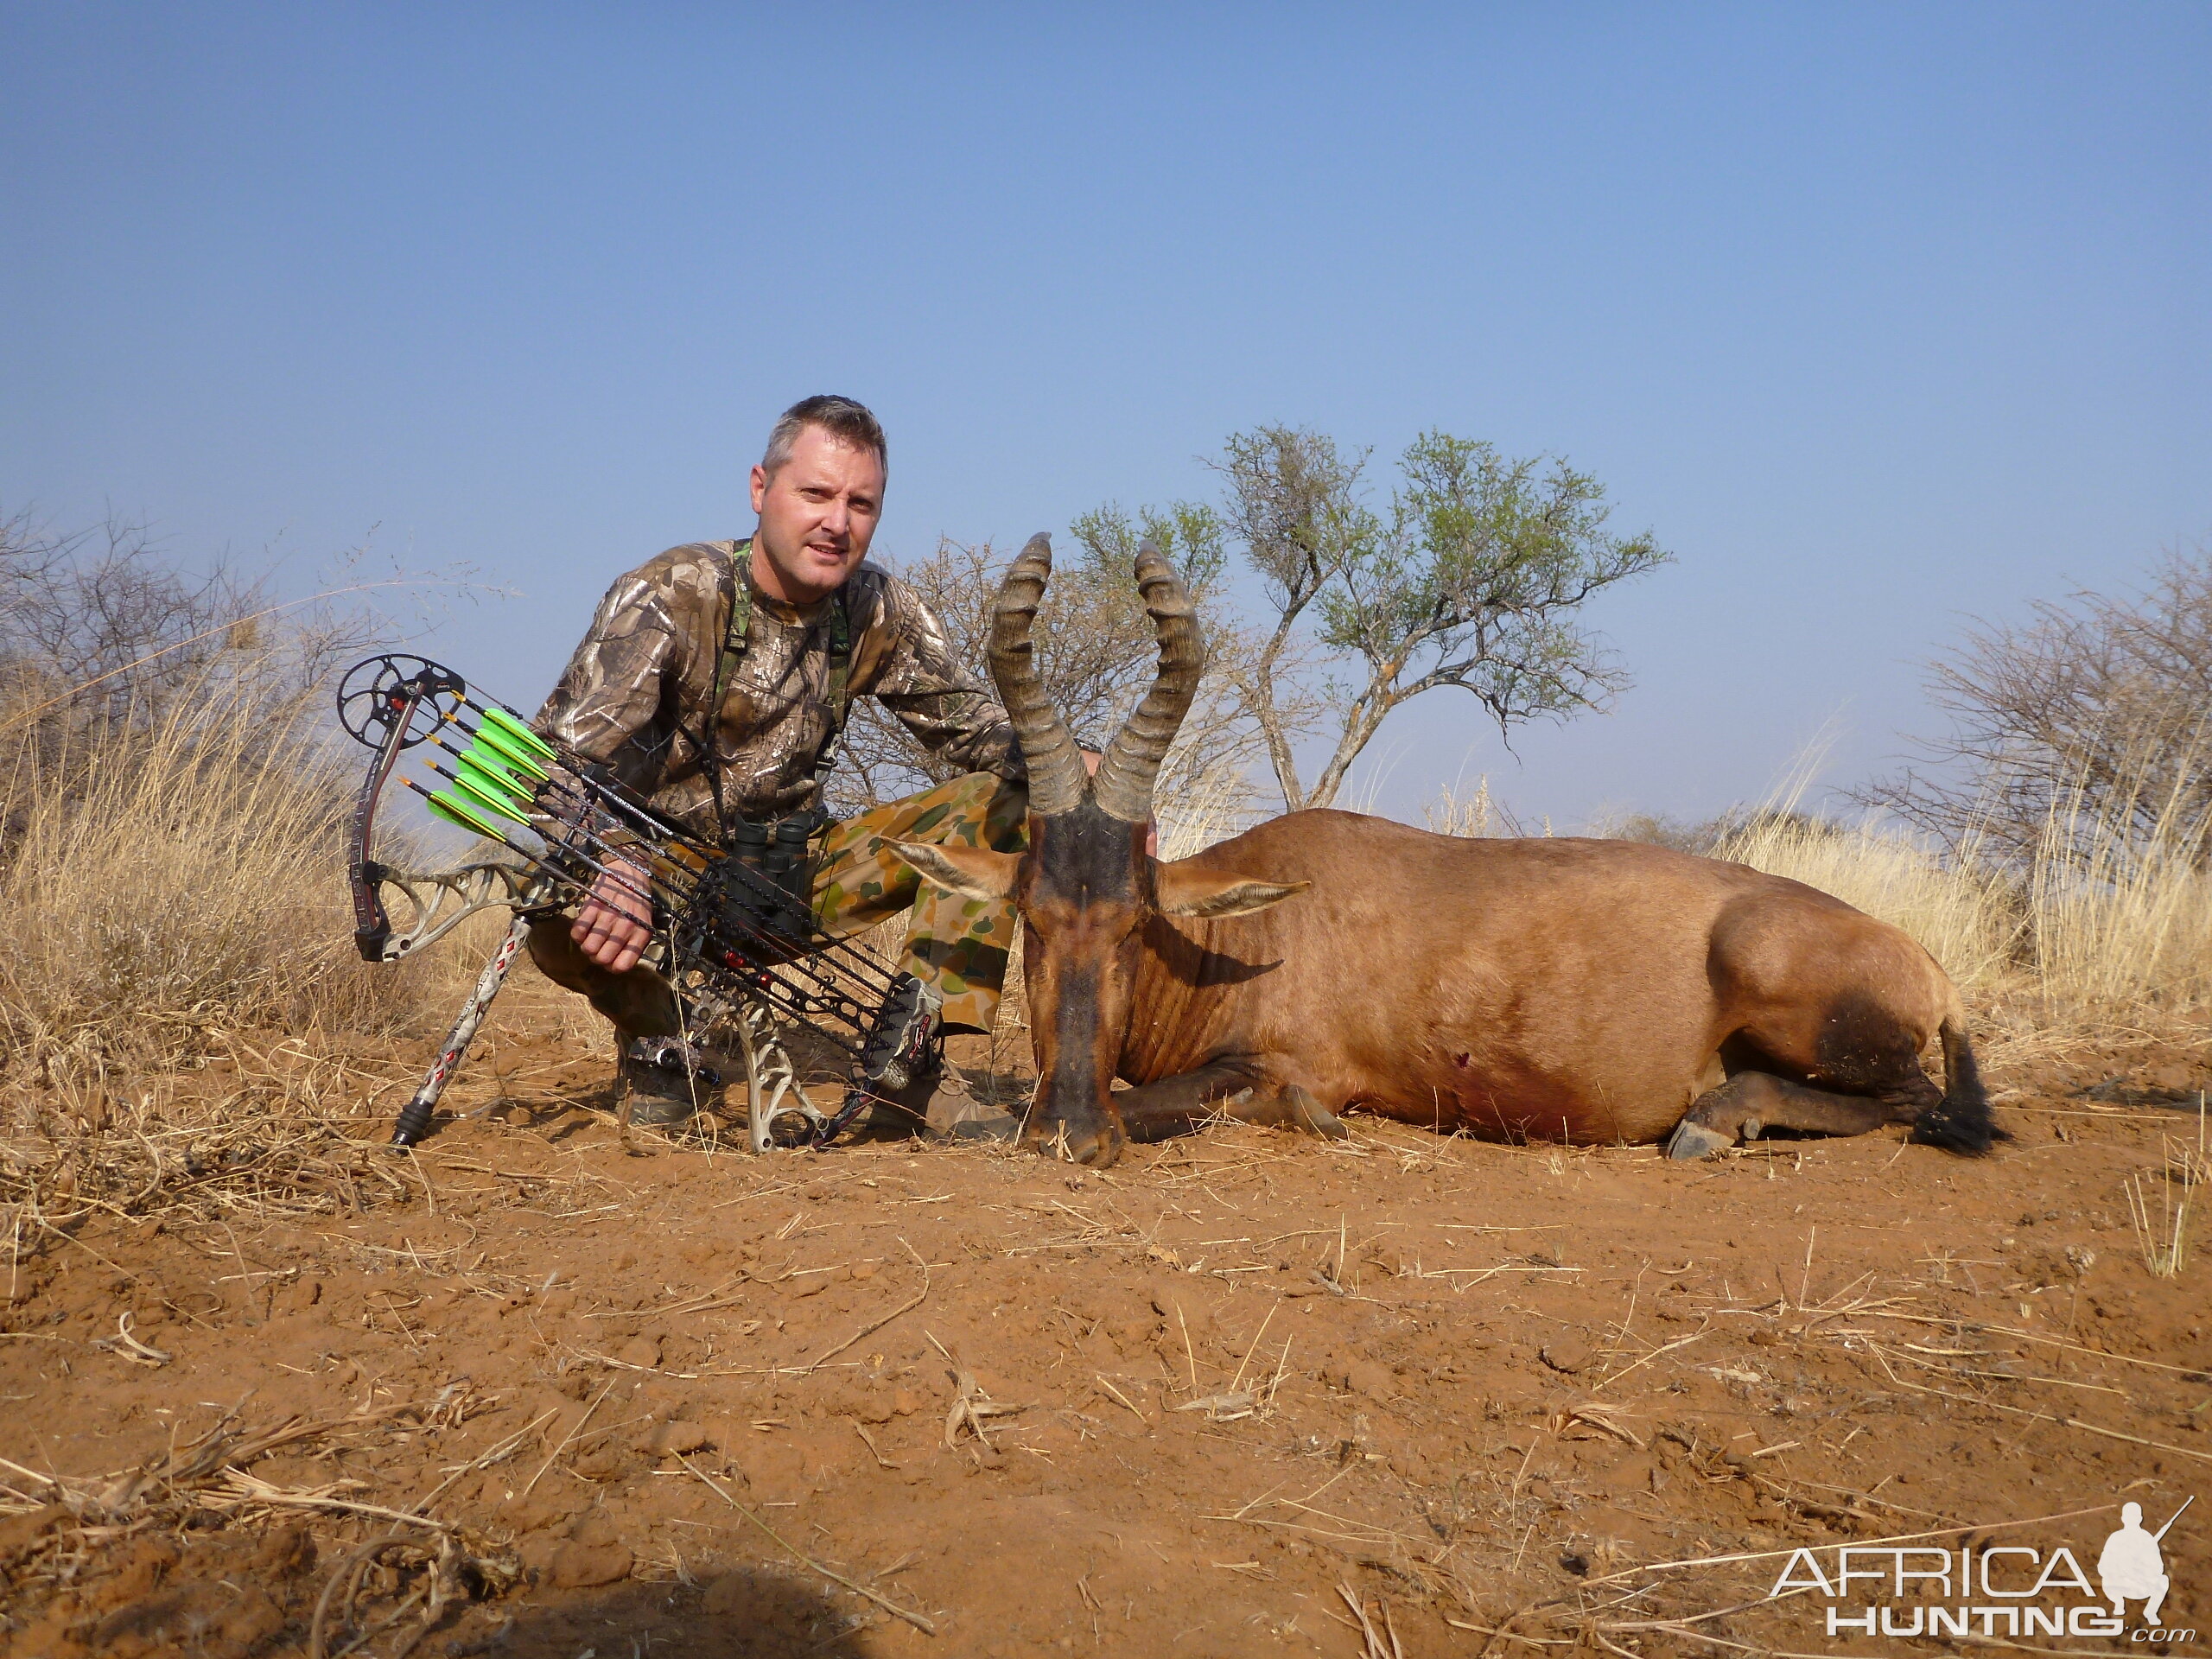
[1155,753,1259,859]
[2026,762,2212,1012]
[1422,774,1523,840]
[2126,1102,2207,1278]
[0,655,475,1224]
[2126,1163,2193,1278]
[0,658,433,1066]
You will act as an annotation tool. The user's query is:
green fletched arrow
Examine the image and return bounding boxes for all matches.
[424,789,505,840]
[448,764,531,827]
[478,704,556,767]
[458,737,532,794]
[467,721,550,784]
[455,752,533,811]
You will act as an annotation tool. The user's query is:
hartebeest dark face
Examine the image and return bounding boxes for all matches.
[889,535,1305,1165]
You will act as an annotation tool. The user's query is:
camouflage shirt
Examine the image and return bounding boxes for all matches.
[536,540,1022,836]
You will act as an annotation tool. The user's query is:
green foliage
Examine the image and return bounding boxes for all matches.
[1122,423,1675,810]
[1212,427,1381,617]
[1066,500,1229,595]
[1323,430,1671,728]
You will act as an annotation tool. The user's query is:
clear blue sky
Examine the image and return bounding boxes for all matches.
[5,3,2207,827]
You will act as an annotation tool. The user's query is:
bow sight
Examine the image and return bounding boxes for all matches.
[337,653,932,1153]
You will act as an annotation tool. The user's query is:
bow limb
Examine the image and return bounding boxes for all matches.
[345,675,420,961]
[358,859,547,960]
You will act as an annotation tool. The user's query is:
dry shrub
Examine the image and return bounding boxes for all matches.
[0,659,429,1069]
[0,513,488,1219]
[1858,540,2212,864]
[0,505,443,1071]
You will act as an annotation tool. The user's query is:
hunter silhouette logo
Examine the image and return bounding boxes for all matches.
[1768,1493,2195,1643]
[2100,1497,2187,1626]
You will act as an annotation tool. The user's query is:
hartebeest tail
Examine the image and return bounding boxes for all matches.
[1911,1003,2001,1154]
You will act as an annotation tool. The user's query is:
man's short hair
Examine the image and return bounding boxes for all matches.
[762,395,887,478]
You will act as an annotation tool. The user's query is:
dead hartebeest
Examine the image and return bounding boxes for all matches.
[891,536,1999,1169]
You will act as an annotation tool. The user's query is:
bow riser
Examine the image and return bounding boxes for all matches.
[357,861,543,963]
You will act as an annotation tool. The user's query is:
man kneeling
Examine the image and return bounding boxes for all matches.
[527,395,1028,1131]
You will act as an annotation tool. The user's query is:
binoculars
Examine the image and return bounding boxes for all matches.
[717,805,829,941]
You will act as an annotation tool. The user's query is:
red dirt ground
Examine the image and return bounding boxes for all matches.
[3,1013,2209,1658]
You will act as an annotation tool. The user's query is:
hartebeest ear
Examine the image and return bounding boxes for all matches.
[885,840,1020,901]
[1154,861,1313,918]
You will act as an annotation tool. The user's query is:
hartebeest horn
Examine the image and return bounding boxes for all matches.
[1091,543,1205,825]
[988,533,1088,817]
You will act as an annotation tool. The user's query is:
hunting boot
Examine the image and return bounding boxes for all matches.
[855,976,1017,1139]
[868,1057,1018,1140]
[618,1035,722,1129]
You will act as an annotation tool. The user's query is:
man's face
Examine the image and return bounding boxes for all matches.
[748,424,885,603]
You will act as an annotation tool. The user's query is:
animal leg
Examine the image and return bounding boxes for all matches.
[1725,989,2001,1153]
[1665,1071,1893,1160]
[1244,1084,1352,1141]
[1115,1065,1348,1145]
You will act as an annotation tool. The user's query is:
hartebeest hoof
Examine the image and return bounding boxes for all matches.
[1027,1114,1126,1168]
[1665,1120,1733,1160]
[1281,1086,1351,1141]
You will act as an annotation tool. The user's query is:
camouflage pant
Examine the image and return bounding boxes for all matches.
[526,772,1027,1045]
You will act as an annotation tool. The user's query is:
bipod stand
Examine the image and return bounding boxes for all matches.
[388,912,533,1149]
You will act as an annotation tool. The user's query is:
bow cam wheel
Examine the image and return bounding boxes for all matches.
[336,655,468,750]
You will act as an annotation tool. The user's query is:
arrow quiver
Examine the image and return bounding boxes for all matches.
[337,653,929,1154]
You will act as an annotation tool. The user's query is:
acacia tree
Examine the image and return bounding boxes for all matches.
[849,425,1669,826]
[1212,424,1671,810]
[1064,499,1311,818]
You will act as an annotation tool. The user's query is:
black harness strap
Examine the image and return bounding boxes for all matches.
[696,537,854,842]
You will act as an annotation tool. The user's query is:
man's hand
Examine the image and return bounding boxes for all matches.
[571,854,652,972]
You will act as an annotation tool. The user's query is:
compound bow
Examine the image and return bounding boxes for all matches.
[338,654,936,1154]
